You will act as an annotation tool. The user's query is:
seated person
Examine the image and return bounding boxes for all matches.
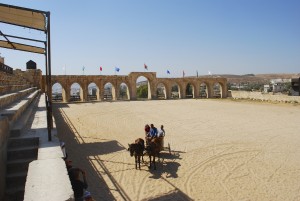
[146,124,158,144]
[144,124,150,136]
[68,168,88,201]
[157,125,165,137]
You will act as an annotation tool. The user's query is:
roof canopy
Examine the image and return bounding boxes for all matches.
[0,3,48,54]
[0,4,46,31]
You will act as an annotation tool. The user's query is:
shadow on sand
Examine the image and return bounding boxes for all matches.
[53,103,192,201]
[53,104,127,201]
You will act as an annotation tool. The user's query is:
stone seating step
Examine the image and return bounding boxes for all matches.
[6,158,36,175]
[6,172,27,189]
[0,89,40,127]
[4,186,24,201]
[8,137,39,149]
[7,145,38,161]
[0,87,36,110]
[10,94,40,137]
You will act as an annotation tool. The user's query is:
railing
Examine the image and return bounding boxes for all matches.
[52,95,63,102]
[87,95,97,100]
[70,95,81,101]
[0,63,13,74]
[103,94,112,100]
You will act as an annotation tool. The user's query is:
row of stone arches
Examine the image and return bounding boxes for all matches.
[52,75,224,102]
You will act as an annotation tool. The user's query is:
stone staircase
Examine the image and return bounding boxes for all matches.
[5,137,39,201]
[0,89,41,201]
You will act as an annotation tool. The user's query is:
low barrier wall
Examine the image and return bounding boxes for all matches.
[229,91,300,103]
[0,116,9,200]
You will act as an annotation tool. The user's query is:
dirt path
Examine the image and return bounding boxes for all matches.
[53,99,300,201]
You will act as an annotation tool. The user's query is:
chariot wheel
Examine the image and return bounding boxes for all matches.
[168,143,171,154]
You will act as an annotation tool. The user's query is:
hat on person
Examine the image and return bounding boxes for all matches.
[84,191,91,198]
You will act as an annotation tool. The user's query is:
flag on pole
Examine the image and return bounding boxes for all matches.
[100,66,102,71]
[167,70,170,74]
[183,70,185,77]
[144,63,148,70]
[115,67,120,72]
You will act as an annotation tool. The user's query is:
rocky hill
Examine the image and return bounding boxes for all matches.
[198,73,300,84]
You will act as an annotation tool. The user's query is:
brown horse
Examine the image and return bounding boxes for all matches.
[145,138,161,170]
[128,138,145,169]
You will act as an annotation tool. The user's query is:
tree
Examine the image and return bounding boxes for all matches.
[120,85,127,98]
[172,85,178,92]
[137,85,148,98]
[186,83,193,95]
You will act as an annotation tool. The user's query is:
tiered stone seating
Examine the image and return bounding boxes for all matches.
[0,89,40,127]
[0,87,37,110]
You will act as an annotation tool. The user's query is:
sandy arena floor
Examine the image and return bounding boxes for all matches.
[53,99,300,201]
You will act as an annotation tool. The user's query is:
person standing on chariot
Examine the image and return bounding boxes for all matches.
[157,125,165,137]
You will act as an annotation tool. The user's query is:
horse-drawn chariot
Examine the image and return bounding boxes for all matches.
[156,136,171,154]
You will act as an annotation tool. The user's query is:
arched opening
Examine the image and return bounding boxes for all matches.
[70,82,82,102]
[136,76,151,100]
[119,82,130,100]
[199,83,208,98]
[156,83,166,99]
[88,82,98,101]
[52,82,64,102]
[171,83,180,99]
[213,82,222,98]
[104,82,115,101]
[185,83,194,98]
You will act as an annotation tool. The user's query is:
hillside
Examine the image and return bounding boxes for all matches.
[197,73,300,84]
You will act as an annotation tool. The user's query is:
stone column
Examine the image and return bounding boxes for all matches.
[194,83,200,98]
[149,81,156,100]
[222,82,228,98]
[207,82,214,98]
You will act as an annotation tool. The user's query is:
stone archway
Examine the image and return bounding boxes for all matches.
[46,74,227,102]
[156,82,167,99]
[213,82,222,98]
[136,76,151,100]
[170,82,181,99]
[185,83,195,98]
[52,82,64,102]
[103,82,115,101]
[70,82,83,102]
[119,82,130,100]
[199,82,208,98]
[87,82,99,101]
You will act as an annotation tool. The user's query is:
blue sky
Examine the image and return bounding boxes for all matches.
[0,0,299,77]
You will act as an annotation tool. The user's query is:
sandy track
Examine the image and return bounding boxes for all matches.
[53,99,300,201]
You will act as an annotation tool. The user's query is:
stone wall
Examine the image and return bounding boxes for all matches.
[229,91,300,103]
[0,116,9,200]
[14,69,43,89]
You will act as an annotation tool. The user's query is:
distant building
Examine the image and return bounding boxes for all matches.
[264,85,271,93]
[268,79,291,93]
[26,60,37,70]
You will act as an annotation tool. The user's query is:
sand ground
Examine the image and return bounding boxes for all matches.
[53,99,300,201]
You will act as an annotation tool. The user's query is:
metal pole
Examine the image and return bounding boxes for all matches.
[299,78,300,96]
[46,12,52,141]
